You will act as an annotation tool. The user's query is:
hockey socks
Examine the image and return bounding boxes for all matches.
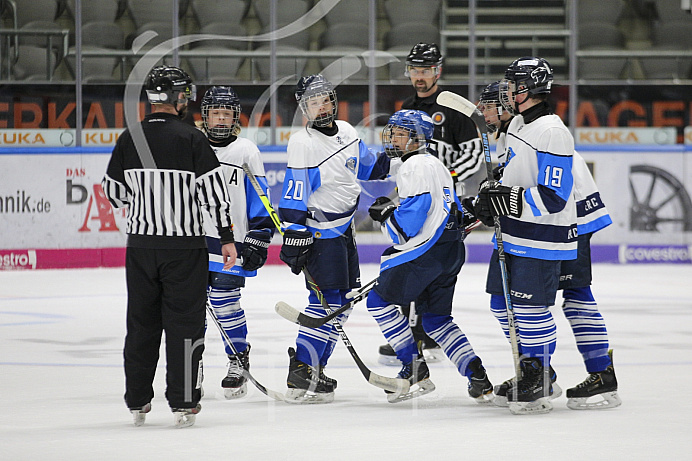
[209,287,248,355]
[366,290,418,363]
[295,289,346,367]
[562,287,611,373]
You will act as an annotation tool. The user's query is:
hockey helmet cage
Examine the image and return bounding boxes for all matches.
[201,86,242,140]
[382,109,434,159]
[295,74,338,127]
[145,66,196,105]
[478,81,503,133]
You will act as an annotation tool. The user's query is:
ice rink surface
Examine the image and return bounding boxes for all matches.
[1,263,690,460]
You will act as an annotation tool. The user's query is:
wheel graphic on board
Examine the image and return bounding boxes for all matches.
[629,164,692,231]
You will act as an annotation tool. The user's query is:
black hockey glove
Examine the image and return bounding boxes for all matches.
[492,164,505,181]
[460,197,482,228]
[241,229,272,272]
[478,181,524,222]
[369,196,397,223]
[280,229,314,275]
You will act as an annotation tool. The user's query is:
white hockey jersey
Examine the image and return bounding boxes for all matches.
[202,136,274,276]
[279,121,391,239]
[499,113,578,260]
[380,152,457,271]
[573,151,612,235]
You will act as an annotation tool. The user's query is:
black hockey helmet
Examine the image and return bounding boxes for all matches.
[145,66,196,105]
[504,56,553,96]
[500,57,553,115]
[478,81,503,133]
[201,86,242,140]
[405,42,444,68]
[295,74,338,127]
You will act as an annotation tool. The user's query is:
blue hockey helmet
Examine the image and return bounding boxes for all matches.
[145,66,196,105]
[382,109,434,159]
[295,74,338,127]
[201,86,242,140]
[500,57,553,115]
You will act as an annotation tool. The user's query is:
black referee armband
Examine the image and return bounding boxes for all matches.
[218,227,235,245]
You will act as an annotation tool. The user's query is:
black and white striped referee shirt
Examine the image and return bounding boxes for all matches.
[102,112,234,249]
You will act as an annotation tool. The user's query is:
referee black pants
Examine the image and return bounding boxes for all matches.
[123,247,207,410]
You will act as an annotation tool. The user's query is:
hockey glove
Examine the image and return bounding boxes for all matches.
[460,197,483,229]
[492,164,505,181]
[241,229,272,272]
[279,229,314,275]
[369,196,397,223]
[478,182,524,221]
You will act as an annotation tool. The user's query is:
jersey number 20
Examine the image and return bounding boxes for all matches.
[283,179,304,201]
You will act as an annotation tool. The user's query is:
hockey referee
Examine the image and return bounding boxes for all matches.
[102,66,236,428]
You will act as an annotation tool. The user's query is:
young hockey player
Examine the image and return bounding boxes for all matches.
[477,81,621,410]
[200,86,275,400]
[366,109,493,403]
[378,42,484,366]
[102,66,236,428]
[475,57,578,415]
[278,74,394,404]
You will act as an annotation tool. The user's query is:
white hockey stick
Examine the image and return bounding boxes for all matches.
[437,91,522,376]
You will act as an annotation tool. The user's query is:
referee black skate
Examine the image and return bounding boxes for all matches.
[102,66,236,428]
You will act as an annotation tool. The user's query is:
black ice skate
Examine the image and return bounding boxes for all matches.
[467,357,494,403]
[506,357,554,415]
[493,364,562,407]
[130,402,151,427]
[171,403,201,428]
[566,349,621,410]
[377,339,443,366]
[222,344,251,400]
[385,353,436,403]
[285,347,335,404]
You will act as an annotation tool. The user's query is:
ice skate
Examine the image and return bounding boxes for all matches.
[493,365,561,407]
[222,345,251,400]
[567,350,621,410]
[172,403,201,428]
[386,354,436,403]
[378,339,443,366]
[285,347,335,404]
[467,357,494,403]
[507,357,554,415]
[130,402,151,427]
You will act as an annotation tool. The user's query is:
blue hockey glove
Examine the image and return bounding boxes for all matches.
[478,181,524,222]
[368,196,397,223]
[280,229,313,275]
[241,229,272,272]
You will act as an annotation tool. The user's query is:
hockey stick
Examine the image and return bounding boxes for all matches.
[205,302,286,402]
[275,276,378,328]
[242,163,410,394]
[436,91,522,376]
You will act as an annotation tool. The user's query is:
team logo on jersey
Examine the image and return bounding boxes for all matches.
[345,157,357,173]
[431,111,445,125]
[335,135,344,145]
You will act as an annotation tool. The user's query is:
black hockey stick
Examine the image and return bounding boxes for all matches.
[436,91,521,376]
[275,276,378,328]
[205,302,286,402]
[242,163,410,394]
